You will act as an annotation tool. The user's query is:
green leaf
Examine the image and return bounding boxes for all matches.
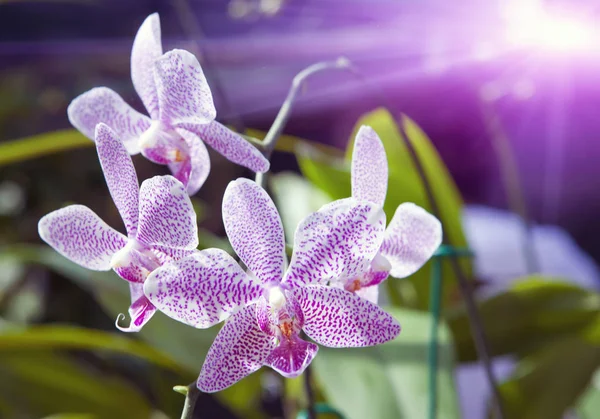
[313,307,460,419]
[0,350,152,418]
[270,172,331,243]
[447,277,600,362]
[577,369,600,419]
[0,129,92,168]
[0,325,185,373]
[496,324,600,419]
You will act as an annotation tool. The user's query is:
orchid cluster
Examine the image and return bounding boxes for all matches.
[39,13,442,393]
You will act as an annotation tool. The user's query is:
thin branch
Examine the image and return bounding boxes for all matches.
[255,57,351,187]
[345,65,506,419]
[303,364,317,419]
[174,382,200,419]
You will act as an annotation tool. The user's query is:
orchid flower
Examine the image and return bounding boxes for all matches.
[67,13,269,195]
[343,125,443,304]
[144,178,401,392]
[38,123,198,332]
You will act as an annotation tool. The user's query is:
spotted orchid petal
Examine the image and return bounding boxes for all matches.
[284,198,386,286]
[380,203,442,278]
[296,284,400,347]
[351,125,388,207]
[131,13,162,120]
[173,127,211,195]
[222,178,286,285]
[180,121,270,173]
[198,305,276,393]
[355,285,379,305]
[154,49,216,126]
[38,205,127,271]
[116,283,157,332]
[153,246,197,265]
[67,87,151,155]
[136,175,199,250]
[94,123,140,237]
[144,249,264,328]
[264,335,318,378]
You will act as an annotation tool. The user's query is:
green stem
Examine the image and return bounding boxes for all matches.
[428,253,443,419]
[175,383,201,419]
[255,57,352,187]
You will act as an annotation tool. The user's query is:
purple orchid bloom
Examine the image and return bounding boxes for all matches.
[342,125,443,304]
[38,123,198,332]
[144,178,401,392]
[67,13,269,195]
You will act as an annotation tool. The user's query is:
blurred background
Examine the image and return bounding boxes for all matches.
[1,0,599,418]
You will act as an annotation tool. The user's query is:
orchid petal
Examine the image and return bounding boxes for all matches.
[131,13,162,119]
[222,178,286,285]
[38,205,127,270]
[264,335,318,378]
[173,127,211,195]
[297,285,400,347]
[284,198,386,286]
[67,87,151,154]
[351,125,388,207]
[94,123,139,237]
[152,246,197,265]
[179,121,269,173]
[154,49,215,126]
[198,305,275,393]
[355,285,379,305]
[144,249,264,328]
[116,283,157,332]
[136,175,199,250]
[380,203,442,278]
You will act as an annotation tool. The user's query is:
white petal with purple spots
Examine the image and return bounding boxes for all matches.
[284,198,386,286]
[67,87,151,154]
[38,205,127,270]
[380,203,442,278]
[351,125,388,207]
[222,178,286,285]
[296,285,400,347]
[198,305,276,393]
[154,49,216,126]
[144,249,264,328]
[131,13,162,119]
[174,127,211,195]
[95,123,140,237]
[136,175,198,250]
[180,121,269,173]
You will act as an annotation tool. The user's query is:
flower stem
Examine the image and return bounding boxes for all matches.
[255,57,352,187]
[175,383,200,419]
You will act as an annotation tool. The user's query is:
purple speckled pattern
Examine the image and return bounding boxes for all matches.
[351,125,388,207]
[119,283,157,332]
[198,305,276,393]
[222,178,286,285]
[154,49,216,126]
[95,124,140,237]
[181,121,270,174]
[131,13,162,120]
[136,175,198,249]
[38,205,127,270]
[296,284,401,347]
[174,127,211,194]
[380,203,443,278]
[144,249,264,328]
[67,87,151,154]
[264,335,318,378]
[284,198,386,286]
